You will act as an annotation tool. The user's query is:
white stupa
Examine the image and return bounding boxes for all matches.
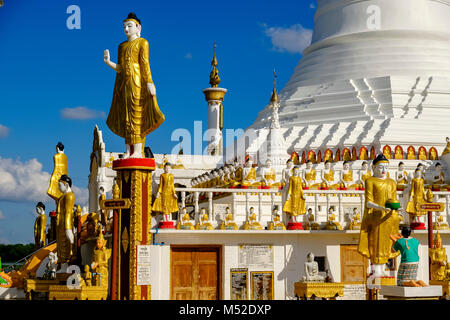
[231,0,450,164]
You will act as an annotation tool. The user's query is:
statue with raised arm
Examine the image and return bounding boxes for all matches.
[358,154,401,278]
[104,12,165,158]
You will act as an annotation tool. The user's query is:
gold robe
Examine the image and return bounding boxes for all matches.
[56,192,76,263]
[264,168,276,184]
[107,38,165,144]
[323,170,334,183]
[429,248,446,281]
[283,176,306,216]
[92,247,112,287]
[361,170,372,183]
[358,177,400,264]
[152,173,178,214]
[305,169,316,185]
[47,153,68,201]
[406,178,427,215]
[34,214,47,249]
[397,171,408,185]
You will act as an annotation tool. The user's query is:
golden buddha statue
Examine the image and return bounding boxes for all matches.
[394,146,403,159]
[429,147,438,160]
[282,166,306,223]
[34,202,47,249]
[348,208,361,230]
[244,207,262,230]
[261,160,279,188]
[152,163,179,221]
[83,265,92,286]
[220,207,238,230]
[358,161,372,189]
[241,159,260,188]
[396,162,409,190]
[442,137,450,156]
[158,154,169,168]
[432,163,446,190]
[325,208,343,230]
[177,207,194,230]
[324,149,333,162]
[172,156,185,169]
[232,165,243,188]
[339,161,358,189]
[196,208,214,230]
[445,263,450,280]
[303,208,320,230]
[91,231,112,287]
[303,160,319,189]
[383,146,392,159]
[358,154,400,278]
[104,12,165,158]
[47,142,69,201]
[321,161,338,189]
[56,175,76,265]
[268,207,286,230]
[406,169,428,218]
[407,146,416,160]
[429,231,447,281]
[360,147,368,160]
[418,147,427,160]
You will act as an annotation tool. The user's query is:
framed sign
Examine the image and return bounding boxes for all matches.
[238,245,273,269]
[250,271,274,300]
[230,268,248,300]
[136,245,151,285]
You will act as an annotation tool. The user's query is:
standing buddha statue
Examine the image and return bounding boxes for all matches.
[282,166,306,223]
[358,161,372,190]
[34,202,47,249]
[47,142,68,201]
[406,169,429,224]
[56,175,76,267]
[152,163,178,221]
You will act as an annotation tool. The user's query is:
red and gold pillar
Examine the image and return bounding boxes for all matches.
[112,158,154,300]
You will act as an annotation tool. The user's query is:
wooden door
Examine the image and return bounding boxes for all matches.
[340,245,368,284]
[171,246,220,300]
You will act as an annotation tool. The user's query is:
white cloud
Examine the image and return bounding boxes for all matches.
[61,106,106,120]
[0,157,88,207]
[0,210,4,220]
[264,24,313,54]
[0,124,10,138]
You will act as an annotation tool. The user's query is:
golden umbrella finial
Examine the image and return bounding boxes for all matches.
[270,69,280,104]
[209,42,221,87]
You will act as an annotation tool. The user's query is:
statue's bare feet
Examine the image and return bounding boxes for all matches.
[416,280,427,287]
[129,151,142,159]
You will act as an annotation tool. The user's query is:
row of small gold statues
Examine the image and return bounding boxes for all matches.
[189,159,449,191]
[176,206,362,231]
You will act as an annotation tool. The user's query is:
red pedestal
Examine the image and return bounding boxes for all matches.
[338,187,347,191]
[411,222,426,230]
[159,221,175,229]
[303,187,309,190]
[320,187,329,190]
[113,158,156,170]
[240,186,249,189]
[287,222,303,230]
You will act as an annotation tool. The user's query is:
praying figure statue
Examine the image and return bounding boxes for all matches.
[304,208,320,230]
[104,12,165,158]
[301,252,325,282]
[358,154,401,278]
[34,202,47,249]
[396,162,409,190]
[302,160,318,189]
[47,142,68,201]
[339,161,356,189]
[152,163,179,221]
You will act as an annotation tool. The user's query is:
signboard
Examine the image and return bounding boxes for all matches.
[238,245,273,269]
[100,199,131,210]
[418,203,445,212]
[136,245,151,285]
[250,271,274,300]
[230,268,248,300]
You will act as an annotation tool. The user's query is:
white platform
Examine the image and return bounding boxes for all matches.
[381,285,443,298]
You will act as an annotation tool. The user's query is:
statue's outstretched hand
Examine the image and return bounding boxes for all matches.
[147,82,156,96]
[66,229,74,244]
[104,49,110,63]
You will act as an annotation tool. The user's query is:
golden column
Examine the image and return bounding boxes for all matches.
[111,158,154,300]
[203,43,227,156]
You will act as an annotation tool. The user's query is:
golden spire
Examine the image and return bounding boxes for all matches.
[209,42,221,88]
[270,69,280,104]
[434,230,442,244]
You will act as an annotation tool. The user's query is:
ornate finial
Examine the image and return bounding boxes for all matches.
[209,42,221,88]
[435,230,442,244]
[270,69,280,104]
[113,183,120,199]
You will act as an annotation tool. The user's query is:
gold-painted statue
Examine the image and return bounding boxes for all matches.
[429,231,447,281]
[348,207,361,230]
[282,166,306,223]
[358,154,400,278]
[241,158,260,188]
[219,207,238,230]
[302,160,319,189]
[177,207,194,230]
[339,161,358,189]
[406,169,429,223]
[104,12,165,158]
[243,207,262,230]
[196,208,214,230]
[152,163,179,221]
[34,202,47,249]
[47,142,68,201]
[442,137,450,156]
[325,207,343,230]
[83,265,92,286]
[90,231,112,287]
[396,162,409,190]
[358,161,371,189]
[303,208,320,230]
[321,161,338,189]
[268,206,286,230]
[261,160,279,188]
[56,175,76,266]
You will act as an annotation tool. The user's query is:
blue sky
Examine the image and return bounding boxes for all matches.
[0,0,316,244]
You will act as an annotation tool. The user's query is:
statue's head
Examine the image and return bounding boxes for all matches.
[123,12,141,38]
[56,142,64,153]
[246,159,253,168]
[306,160,312,169]
[417,163,424,172]
[436,163,442,171]
[398,162,405,171]
[306,252,314,262]
[286,159,293,168]
[353,207,358,213]
[36,202,45,215]
[343,161,350,170]
[293,166,300,176]
[58,175,72,193]
[226,207,231,214]
[414,168,421,178]
[249,207,255,213]
[164,162,171,173]
[361,161,368,170]
[307,208,312,214]
[372,154,389,179]
[324,160,331,169]
[434,231,442,248]
[84,265,90,273]
[266,159,272,167]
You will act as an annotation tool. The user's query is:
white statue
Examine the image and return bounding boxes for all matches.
[339,161,354,189]
[302,252,325,282]
[46,252,58,280]
[282,159,294,203]
[260,159,277,187]
[396,162,409,188]
[432,163,445,186]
